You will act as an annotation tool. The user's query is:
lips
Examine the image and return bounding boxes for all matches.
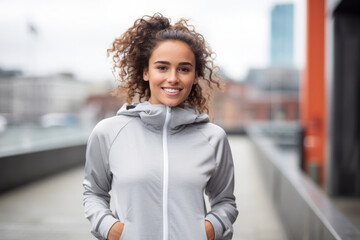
[162,87,182,95]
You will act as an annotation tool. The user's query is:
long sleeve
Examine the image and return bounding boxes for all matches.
[83,123,118,239]
[205,133,238,240]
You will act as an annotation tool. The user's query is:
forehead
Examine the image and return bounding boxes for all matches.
[149,40,195,63]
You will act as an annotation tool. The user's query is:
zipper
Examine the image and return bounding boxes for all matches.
[162,106,171,240]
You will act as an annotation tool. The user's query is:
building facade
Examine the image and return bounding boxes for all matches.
[270,3,294,67]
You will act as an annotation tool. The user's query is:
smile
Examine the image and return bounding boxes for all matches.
[162,87,182,95]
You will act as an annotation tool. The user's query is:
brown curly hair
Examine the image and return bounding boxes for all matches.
[107,13,221,113]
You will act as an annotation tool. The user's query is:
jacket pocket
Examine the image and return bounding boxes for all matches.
[119,223,127,240]
[202,219,208,240]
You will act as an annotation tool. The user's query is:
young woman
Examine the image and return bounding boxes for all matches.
[83,13,238,240]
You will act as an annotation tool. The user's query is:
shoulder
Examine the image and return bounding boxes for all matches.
[195,122,228,146]
[90,115,134,141]
[197,122,227,138]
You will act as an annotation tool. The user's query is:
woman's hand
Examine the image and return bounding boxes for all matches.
[205,220,215,240]
[108,221,124,240]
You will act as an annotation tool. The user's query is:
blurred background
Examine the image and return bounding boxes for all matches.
[0,0,359,239]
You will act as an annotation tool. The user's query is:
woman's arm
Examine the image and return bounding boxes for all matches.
[83,123,119,240]
[205,133,238,240]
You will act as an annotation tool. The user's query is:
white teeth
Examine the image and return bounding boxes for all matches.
[163,88,180,93]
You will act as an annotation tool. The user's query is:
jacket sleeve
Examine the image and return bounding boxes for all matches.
[205,132,238,240]
[83,123,119,239]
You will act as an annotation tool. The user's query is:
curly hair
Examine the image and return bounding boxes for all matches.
[107,13,221,113]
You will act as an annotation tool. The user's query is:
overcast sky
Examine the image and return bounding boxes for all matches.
[0,0,306,81]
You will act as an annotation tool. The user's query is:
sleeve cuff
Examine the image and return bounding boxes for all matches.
[98,214,119,239]
[205,213,224,240]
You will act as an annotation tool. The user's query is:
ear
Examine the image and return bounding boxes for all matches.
[194,72,198,84]
[143,67,149,81]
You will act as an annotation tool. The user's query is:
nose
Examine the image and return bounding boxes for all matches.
[167,69,178,84]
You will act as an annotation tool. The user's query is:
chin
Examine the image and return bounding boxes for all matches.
[164,101,184,108]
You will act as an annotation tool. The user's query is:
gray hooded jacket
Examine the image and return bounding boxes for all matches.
[83,102,238,240]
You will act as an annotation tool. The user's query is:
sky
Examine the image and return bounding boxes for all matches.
[0,0,306,81]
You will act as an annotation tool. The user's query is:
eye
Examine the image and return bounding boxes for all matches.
[157,66,167,71]
[178,67,190,73]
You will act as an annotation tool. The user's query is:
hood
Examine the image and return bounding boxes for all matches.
[117,101,209,132]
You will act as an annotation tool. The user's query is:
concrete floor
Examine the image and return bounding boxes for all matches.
[0,136,286,240]
[230,136,286,240]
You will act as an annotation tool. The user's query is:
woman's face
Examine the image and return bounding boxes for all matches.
[143,40,198,108]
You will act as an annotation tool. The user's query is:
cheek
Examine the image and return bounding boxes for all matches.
[148,77,163,93]
[184,81,195,96]
[186,76,197,87]
[148,77,161,87]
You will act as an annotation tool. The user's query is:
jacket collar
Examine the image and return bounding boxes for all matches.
[117,101,209,132]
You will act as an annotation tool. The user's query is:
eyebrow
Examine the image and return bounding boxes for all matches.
[154,61,193,66]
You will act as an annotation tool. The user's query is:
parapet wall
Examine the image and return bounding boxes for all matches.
[0,144,86,193]
[247,125,360,240]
